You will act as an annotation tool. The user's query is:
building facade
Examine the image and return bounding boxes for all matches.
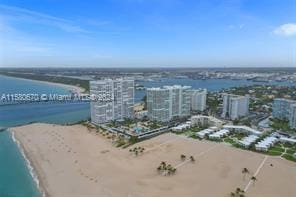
[222,94,249,120]
[272,98,296,120]
[147,85,191,122]
[191,115,224,128]
[90,79,134,124]
[191,89,207,111]
[147,88,170,122]
[289,104,296,129]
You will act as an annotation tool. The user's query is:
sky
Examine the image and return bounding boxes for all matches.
[0,0,295,67]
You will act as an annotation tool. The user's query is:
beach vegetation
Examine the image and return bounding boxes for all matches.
[251,176,257,186]
[129,146,145,156]
[241,167,249,180]
[180,154,186,161]
[129,136,139,144]
[230,187,245,197]
[156,161,177,176]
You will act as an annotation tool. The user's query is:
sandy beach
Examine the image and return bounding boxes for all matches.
[48,82,85,94]
[26,78,85,94]
[1,75,85,93]
[12,123,296,197]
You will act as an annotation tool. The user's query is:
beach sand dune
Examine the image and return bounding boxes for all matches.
[12,123,296,197]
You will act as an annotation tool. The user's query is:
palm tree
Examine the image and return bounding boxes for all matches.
[236,188,241,194]
[251,176,257,186]
[190,156,195,162]
[161,161,166,167]
[157,166,162,172]
[180,154,186,161]
[163,165,167,171]
[242,167,249,180]
[172,168,176,174]
[230,192,235,197]
[167,166,176,176]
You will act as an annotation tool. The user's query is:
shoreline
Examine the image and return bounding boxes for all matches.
[10,130,48,197]
[11,123,296,197]
[0,74,86,94]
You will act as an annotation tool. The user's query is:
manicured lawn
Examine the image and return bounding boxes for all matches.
[269,146,285,153]
[282,154,296,162]
[189,135,201,140]
[183,130,195,137]
[179,127,203,137]
[284,146,296,151]
[224,137,235,144]
[286,149,296,155]
[282,143,295,148]
[267,150,282,156]
[223,137,238,146]
[208,138,223,142]
[231,133,247,140]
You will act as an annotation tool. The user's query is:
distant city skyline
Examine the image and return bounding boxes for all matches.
[0,0,295,67]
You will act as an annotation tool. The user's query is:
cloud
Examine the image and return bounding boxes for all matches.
[0,4,88,33]
[273,23,296,37]
[227,24,245,30]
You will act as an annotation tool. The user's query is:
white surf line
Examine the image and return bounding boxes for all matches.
[244,155,268,192]
[174,143,220,169]
[145,136,180,152]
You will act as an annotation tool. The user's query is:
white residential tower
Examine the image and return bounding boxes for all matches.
[90,79,134,124]
[147,85,192,122]
[222,94,249,120]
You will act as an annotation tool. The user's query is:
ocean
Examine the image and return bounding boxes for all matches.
[0,75,295,196]
[0,75,90,197]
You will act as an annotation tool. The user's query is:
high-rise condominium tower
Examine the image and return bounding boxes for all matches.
[272,98,296,129]
[90,79,134,124]
[222,94,249,120]
[289,104,296,129]
[272,98,296,120]
[191,89,207,112]
[147,85,191,122]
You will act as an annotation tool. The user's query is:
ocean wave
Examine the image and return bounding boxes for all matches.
[10,131,46,197]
